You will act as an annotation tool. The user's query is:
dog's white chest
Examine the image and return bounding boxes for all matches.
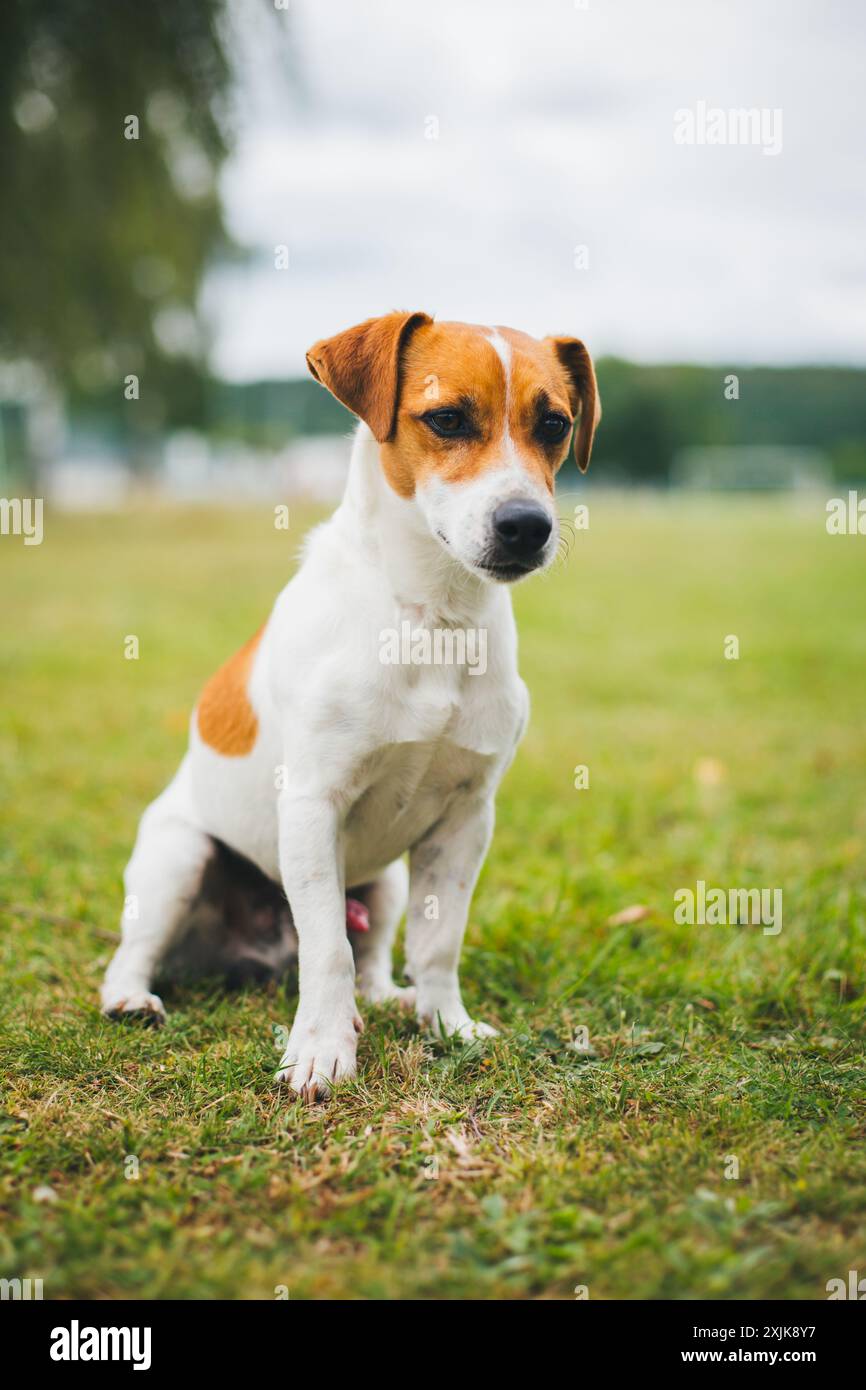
[335,657,517,882]
[343,735,493,884]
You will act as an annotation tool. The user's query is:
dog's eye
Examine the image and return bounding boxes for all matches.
[424,409,467,438]
[538,412,570,444]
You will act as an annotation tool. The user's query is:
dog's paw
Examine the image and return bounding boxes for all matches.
[274,1016,361,1102]
[419,1003,499,1041]
[102,990,166,1027]
[446,1017,499,1042]
[358,978,416,1009]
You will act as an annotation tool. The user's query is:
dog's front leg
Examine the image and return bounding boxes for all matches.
[406,794,499,1040]
[274,793,361,1100]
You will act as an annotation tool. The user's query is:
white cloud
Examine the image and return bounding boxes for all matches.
[207,0,866,379]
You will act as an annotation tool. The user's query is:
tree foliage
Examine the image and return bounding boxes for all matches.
[210,362,866,484]
[0,0,234,426]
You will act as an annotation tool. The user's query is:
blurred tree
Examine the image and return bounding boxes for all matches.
[588,359,673,482]
[206,363,866,487]
[0,0,236,440]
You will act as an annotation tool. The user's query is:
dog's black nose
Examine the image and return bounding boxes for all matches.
[492,499,552,562]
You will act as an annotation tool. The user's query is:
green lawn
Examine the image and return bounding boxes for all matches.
[1,492,864,1300]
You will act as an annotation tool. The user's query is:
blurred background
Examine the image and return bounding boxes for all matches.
[1,0,864,506]
[3,2,866,1303]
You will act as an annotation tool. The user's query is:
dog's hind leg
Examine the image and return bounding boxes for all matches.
[101,765,212,1024]
[351,858,414,1008]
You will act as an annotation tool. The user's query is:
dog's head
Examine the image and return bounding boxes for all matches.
[306,312,600,583]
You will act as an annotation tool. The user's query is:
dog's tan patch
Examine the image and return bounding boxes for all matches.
[305,313,600,495]
[380,321,579,496]
[196,627,263,756]
[381,322,509,495]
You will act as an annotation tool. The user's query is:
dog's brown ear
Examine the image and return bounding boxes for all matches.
[306,311,432,442]
[547,337,601,473]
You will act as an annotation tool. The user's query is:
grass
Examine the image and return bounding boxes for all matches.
[1,490,865,1300]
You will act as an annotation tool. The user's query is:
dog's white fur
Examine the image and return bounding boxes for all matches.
[102,318,595,1099]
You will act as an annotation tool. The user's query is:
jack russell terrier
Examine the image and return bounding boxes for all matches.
[101,313,600,1100]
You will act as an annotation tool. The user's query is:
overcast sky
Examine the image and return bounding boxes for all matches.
[205,0,866,380]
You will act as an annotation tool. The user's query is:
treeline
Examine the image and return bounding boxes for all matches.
[210,360,866,484]
[11,359,861,489]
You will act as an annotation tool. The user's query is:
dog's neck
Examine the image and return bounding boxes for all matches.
[335,424,499,626]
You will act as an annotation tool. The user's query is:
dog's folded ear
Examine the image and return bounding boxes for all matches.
[546,337,601,473]
[306,311,432,442]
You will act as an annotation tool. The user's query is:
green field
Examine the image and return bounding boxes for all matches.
[1,493,865,1300]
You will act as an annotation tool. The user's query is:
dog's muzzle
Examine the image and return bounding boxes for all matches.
[482,498,552,578]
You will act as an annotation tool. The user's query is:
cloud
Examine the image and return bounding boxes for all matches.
[207,0,866,379]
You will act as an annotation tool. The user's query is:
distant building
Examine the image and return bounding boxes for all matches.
[160,432,350,504]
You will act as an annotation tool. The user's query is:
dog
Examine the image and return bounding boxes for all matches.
[101,312,600,1099]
